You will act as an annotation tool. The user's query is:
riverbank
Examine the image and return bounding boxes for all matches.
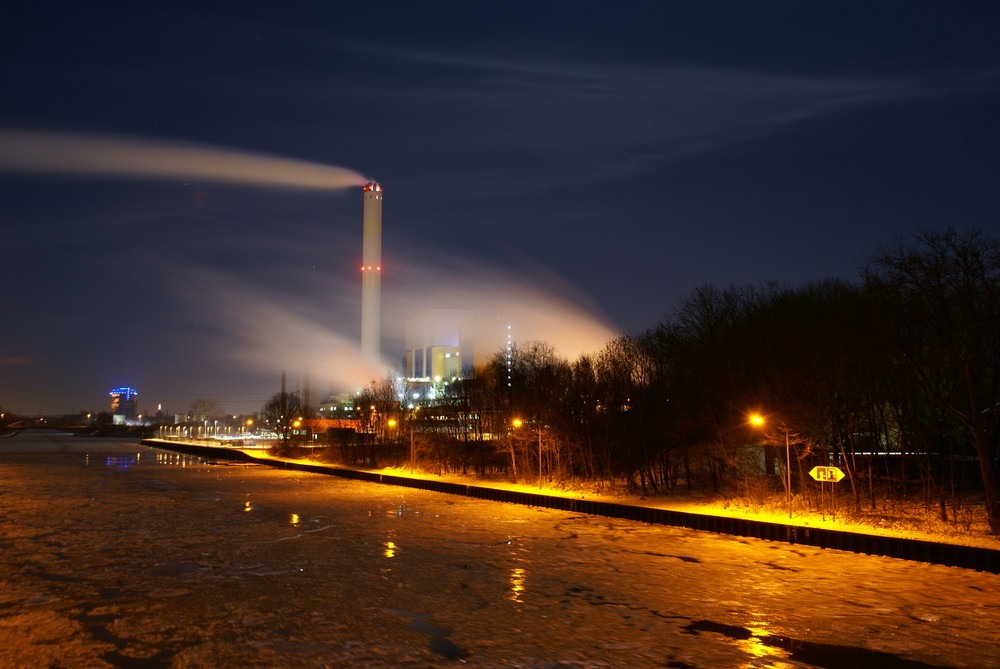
[145,439,1000,572]
[370,465,1000,551]
[9,432,999,668]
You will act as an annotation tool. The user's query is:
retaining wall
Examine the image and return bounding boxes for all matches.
[144,439,1000,574]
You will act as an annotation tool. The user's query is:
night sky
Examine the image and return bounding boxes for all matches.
[3,2,999,416]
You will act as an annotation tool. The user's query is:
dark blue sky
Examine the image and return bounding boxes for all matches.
[3,1,999,416]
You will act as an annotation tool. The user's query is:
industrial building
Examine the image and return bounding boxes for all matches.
[355,182,516,384]
[402,308,513,382]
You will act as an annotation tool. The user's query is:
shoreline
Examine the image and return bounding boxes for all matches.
[144,438,1000,573]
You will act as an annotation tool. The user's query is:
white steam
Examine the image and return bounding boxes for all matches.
[0,129,367,189]
[167,253,619,399]
[384,254,620,362]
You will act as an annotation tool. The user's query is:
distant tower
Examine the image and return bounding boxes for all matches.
[109,387,138,425]
[360,181,383,363]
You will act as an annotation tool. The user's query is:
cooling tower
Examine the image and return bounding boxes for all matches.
[360,181,383,363]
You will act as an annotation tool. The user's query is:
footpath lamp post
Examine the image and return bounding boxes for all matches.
[535,423,543,489]
[513,419,544,489]
[409,424,415,474]
[387,418,398,460]
[512,419,524,483]
[749,413,792,519]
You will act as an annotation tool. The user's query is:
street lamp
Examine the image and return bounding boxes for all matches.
[408,423,415,474]
[749,413,792,519]
[513,418,543,489]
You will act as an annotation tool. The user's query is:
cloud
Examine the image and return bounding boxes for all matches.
[247,34,1000,195]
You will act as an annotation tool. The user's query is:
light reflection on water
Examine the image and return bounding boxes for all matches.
[290,513,300,526]
[386,504,413,518]
[508,567,527,602]
[103,455,136,470]
[385,541,397,558]
[154,452,202,467]
[741,612,792,667]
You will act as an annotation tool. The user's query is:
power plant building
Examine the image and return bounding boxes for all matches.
[404,308,513,381]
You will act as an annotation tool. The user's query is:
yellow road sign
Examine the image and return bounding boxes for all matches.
[809,466,845,482]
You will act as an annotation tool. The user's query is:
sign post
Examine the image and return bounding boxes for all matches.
[809,466,845,482]
[809,466,845,519]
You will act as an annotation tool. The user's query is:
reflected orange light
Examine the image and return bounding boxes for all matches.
[384,541,396,558]
[508,567,527,602]
[740,614,791,666]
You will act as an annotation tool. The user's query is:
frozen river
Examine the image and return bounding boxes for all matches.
[1,433,999,668]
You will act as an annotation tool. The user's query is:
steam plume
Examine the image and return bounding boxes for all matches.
[0,129,367,189]
[165,251,620,403]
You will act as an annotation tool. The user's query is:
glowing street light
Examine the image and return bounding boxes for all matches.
[513,418,543,489]
[749,412,792,519]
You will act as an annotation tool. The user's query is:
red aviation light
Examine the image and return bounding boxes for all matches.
[363,181,383,192]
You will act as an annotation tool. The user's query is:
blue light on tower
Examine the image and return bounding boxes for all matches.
[109,387,138,401]
[109,387,139,423]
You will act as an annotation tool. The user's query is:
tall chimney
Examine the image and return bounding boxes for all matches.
[360,181,383,363]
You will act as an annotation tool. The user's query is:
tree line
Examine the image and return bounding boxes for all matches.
[319,227,1000,534]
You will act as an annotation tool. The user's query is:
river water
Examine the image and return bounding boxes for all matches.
[1,432,998,668]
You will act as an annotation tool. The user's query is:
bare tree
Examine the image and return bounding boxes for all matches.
[261,391,304,454]
[865,227,1000,533]
[355,374,403,467]
[188,397,220,421]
